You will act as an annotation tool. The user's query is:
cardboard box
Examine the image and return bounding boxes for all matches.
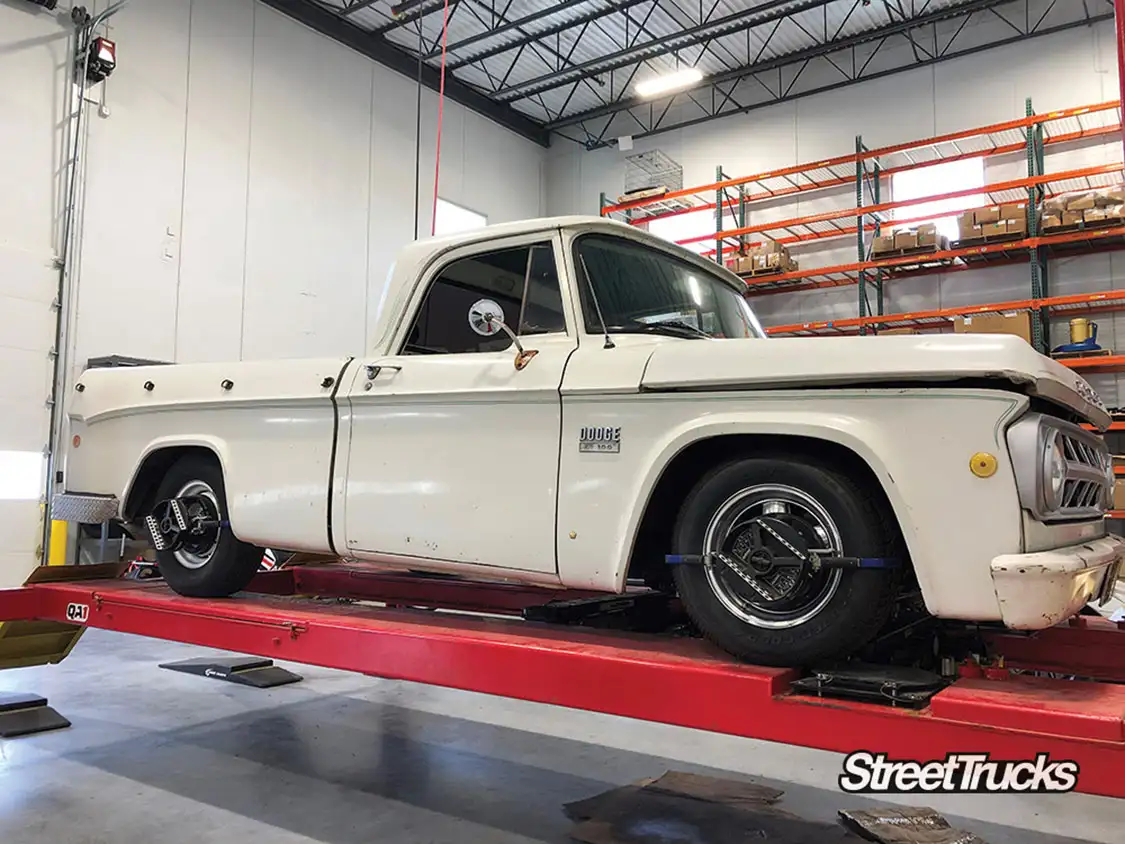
[1097,187,1125,207]
[872,234,896,254]
[1062,210,1084,226]
[1043,198,1067,216]
[1006,215,1028,236]
[1105,204,1125,221]
[917,224,939,247]
[1041,214,1063,230]
[1068,193,1096,211]
[894,230,918,250]
[1115,478,1125,512]
[879,327,918,336]
[974,206,1001,225]
[981,222,1008,237]
[957,212,980,240]
[753,254,769,271]
[1085,208,1108,223]
[757,238,784,254]
[999,202,1027,221]
[953,311,1033,345]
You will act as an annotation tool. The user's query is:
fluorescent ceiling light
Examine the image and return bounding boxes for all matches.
[635,67,704,98]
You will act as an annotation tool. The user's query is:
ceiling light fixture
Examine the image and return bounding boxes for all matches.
[635,67,704,98]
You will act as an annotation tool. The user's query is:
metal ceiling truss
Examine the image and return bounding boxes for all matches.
[259,0,551,145]
[551,0,1113,149]
[270,0,1110,149]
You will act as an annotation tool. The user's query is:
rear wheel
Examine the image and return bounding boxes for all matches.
[151,454,263,597]
[672,456,901,667]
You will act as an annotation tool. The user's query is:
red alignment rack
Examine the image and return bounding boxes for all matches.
[2,565,1125,800]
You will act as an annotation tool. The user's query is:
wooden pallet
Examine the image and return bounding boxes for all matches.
[741,265,798,279]
[951,231,1026,249]
[1051,347,1112,361]
[1042,220,1125,236]
[872,243,946,259]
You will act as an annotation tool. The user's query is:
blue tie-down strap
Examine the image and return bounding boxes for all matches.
[664,554,901,569]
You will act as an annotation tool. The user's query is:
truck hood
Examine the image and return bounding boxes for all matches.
[640,334,1111,430]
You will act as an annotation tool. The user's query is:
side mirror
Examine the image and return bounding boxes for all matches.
[482,312,539,370]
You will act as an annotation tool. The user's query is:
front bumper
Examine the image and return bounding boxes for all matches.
[991,533,1125,629]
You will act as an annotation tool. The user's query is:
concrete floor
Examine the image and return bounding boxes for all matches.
[0,629,1121,843]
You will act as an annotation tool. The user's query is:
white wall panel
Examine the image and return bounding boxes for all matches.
[241,4,373,360]
[73,0,191,368]
[175,0,255,363]
[60,0,545,367]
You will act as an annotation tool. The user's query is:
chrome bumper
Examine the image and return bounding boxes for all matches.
[991,534,1125,629]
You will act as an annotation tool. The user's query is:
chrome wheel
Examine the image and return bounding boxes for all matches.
[702,484,843,629]
[172,479,221,570]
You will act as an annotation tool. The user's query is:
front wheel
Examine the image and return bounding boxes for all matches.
[150,454,264,597]
[672,456,901,667]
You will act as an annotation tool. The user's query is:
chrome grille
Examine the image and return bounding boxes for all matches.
[1056,428,1112,516]
[1006,413,1111,523]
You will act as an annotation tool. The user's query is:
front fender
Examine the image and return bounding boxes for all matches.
[556,389,1028,622]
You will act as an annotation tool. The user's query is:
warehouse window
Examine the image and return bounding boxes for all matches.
[404,242,566,355]
[646,208,740,256]
[892,158,986,240]
[433,198,487,236]
[0,450,45,501]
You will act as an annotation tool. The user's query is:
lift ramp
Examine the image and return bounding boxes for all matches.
[0,564,1124,799]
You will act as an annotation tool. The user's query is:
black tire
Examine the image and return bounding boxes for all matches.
[672,455,901,667]
[152,453,263,598]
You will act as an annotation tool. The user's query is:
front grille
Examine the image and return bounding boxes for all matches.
[1059,430,1111,512]
[1006,413,1110,522]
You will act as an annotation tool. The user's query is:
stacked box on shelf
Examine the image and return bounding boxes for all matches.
[1041,185,1125,232]
[872,223,949,256]
[952,312,1033,345]
[954,202,1027,243]
[731,239,799,276]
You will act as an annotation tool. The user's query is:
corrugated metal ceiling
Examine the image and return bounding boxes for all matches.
[295,1,1108,139]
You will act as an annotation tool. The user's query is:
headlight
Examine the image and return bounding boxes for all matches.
[1044,433,1067,509]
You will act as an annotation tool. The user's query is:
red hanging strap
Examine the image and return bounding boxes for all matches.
[430,0,451,237]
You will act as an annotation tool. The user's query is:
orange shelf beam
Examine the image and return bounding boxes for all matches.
[765,290,1125,336]
[1061,355,1125,373]
[692,163,1124,248]
[602,102,1121,218]
[743,223,1125,294]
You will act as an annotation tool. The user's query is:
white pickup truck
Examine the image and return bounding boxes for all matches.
[53,216,1124,666]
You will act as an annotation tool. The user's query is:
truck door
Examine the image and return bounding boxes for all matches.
[342,232,576,575]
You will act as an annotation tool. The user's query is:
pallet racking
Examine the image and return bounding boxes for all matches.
[599,99,1124,356]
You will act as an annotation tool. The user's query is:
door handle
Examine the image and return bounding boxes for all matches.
[365,364,402,380]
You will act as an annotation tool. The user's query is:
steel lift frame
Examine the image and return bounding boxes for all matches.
[2,562,1125,799]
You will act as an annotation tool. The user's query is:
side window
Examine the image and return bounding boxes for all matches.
[403,243,566,355]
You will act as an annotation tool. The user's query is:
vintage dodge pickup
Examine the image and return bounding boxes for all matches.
[53,216,1124,666]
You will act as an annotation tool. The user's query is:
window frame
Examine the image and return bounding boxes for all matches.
[567,230,766,340]
[395,232,574,356]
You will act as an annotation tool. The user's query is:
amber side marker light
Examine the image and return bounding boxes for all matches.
[970,452,998,478]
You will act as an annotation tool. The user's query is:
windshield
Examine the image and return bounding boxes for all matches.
[573,234,766,340]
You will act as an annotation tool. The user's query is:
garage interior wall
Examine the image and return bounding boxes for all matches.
[545,18,1125,405]
[0,0,545,581]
